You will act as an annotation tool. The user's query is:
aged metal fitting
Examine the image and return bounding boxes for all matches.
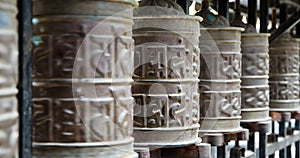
[202,133,224,147]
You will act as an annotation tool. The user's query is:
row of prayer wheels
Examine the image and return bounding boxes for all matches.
[31,0,300,157]
[1,0,300,157]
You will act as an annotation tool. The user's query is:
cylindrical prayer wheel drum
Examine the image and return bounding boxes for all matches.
[32,0,138,157]
[0,0,19,157]
[240,34,270,122]
[199,27,244,133]
[132,14,202,146]
[269,34,300,112]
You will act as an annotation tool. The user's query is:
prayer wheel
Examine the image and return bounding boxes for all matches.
[32,0,138,157]
[269,34,300,112]
[132,0,202,146]
[0,0,19,157]
[240,34,270,122]
[199,27,244,133]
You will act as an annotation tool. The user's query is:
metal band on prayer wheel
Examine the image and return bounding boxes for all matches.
[240,34,270,122]
[269,34,300,112]
[199,27,244,133]
[132,2,202,146]
[0,0,19,157]
[32,0,138,157]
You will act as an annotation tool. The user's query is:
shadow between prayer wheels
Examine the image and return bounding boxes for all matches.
[199,27,244,133]
[0,0,19,157]
[32,0,138,157]
[132,12,202,146]
[240,33,271,122]
[269,34,300,112]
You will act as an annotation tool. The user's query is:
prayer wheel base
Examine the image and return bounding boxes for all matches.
[33,138,138,158]
[133,125,200,147]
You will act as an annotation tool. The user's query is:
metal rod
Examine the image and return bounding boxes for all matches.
[286,122,293,158]
[279,121,287,158]
[296,120,300,158]
[296,23,300,37]
[234,0,240,10]
[212,0,218,11]
[259,131,267,158]
[217,145,226,158]
[287,145,292,158]
[272,121,275,133]
[279,3,287,24]
[218,0,229,20]
[233,0,242,22]
[270,6,277,32]
[269,10,300,43]
[230,141,242,158]
[17,0,32,157]
[259,0,269,33]
[248,132,255,152]
[248,0,257,27]
[269,121,275,158]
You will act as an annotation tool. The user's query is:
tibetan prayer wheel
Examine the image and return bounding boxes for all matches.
[269,34,300,112]
[32,0,138,157]
[0,0,19,157]
[199,27,244,133]
[132,0,202,146]
[240,34,270,122]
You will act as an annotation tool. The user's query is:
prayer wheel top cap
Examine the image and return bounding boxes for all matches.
[33,0,137,17]
[276,32,300,41]
[133,0,202,33]
[200,27,245,32]
[111,0,138,6]
[231,21,257,34]
[134,0,202,21]
[33,0,138,5]
[241,33,270,37]
[278,32,292,39]
[195,0,229,28]
[196,11,230,28]
[241,33,270,46]
[136,0,184,16]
